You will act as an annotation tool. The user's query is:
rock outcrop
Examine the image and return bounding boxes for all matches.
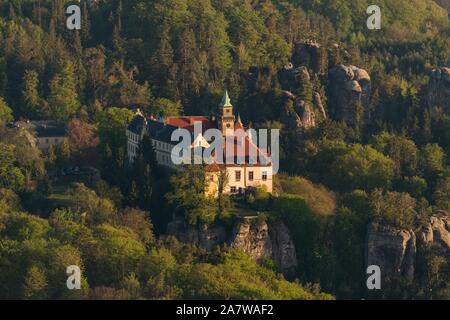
[229,217,273,262]
[366,213,450,284]
[270,221,298,274]
[291,40,328,74]
[417,213,450,250]
[366,223,416,280]
[167,216,298,275]
[328,64,372,124]
[166,218,226,251]
[279,66,326,131]
[428,67,450,115]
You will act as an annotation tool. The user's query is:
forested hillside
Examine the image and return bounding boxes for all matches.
[0,0,449,300]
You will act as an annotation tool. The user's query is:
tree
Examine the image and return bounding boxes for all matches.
[97,107,133,186]
[167,165,216,225]
[433,178,450,211]
[130,134,157,210]
[331,144,395,191]
[66,118,99,165]
[48,61,80,120]
[216,168,230,217]
[105,62,152,108]
[371,132,418,177]
[23,266,48,300]
[21,70,42,118]
[0,97,13,124]
[55,140,71,173]
[297,67,313,104]
[151,98,182,117]
[0,143,25,191]
[69,183,116,225]
[420,144,445,181]
[371,190,418,229]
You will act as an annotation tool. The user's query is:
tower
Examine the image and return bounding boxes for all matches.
[219,90,235,135]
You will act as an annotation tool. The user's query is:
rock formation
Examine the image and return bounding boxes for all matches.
[428,67,450,115]
[279,66,326,132]
[366,213,450,284]
[366,223,416,280]
[167,216,298,275]
[229,217,273,262]
[291,40,328,74]
[417,213,450,250]
[166,218,227,251]
[328,64,372,125]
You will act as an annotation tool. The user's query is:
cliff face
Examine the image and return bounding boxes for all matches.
[279,65,327,131]
[291,41,328,75]
[166,218,227,251]
[428,67,450,115]
[229,217,297,275]
[366,223,416,280]
[328,64,372,125]
[167,216,298,275]
[418,213,450,249]
[366,213,450,283]
[229,218,273,262]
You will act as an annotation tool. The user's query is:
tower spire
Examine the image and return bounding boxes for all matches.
[221,90,232,107]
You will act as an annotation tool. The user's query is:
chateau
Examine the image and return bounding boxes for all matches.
[126,91,273,195]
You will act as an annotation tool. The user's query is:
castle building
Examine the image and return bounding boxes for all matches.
[126,91,273,195]
[8,120,68,154]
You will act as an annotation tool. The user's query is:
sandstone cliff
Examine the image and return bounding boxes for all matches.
[167,216,298,275]
[366,223,416,280]
[328,64,372,125]
[279,65,327,131]
[366,213,450,284]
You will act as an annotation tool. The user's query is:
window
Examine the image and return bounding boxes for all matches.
[235,171,241,182]
[209,175,214,182]
[230,187,237,193]
[262,171,268,181]
[249,171,254,181]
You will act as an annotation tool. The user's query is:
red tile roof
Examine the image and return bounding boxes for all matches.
[166,116,214,132]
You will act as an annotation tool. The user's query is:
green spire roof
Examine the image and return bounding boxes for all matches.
[221,90,232,107]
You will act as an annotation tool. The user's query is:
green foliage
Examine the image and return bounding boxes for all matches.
[48,61,80,120]
[167,165,216,225]
[0,143,25,191]
[278,174,336,216]
[0,0,448,301]
[370,189,418,229]
[0,96,12,124]
[151,98,182,117]
[21,70,42,118]
[420,143,446,180]
[433,177,450,211]
[97,107,133,186]
[309,141,395,192]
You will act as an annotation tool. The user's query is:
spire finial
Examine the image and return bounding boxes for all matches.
[221,89,232,107]
[237,113,242,124]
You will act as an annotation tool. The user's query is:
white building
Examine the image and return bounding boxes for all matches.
[126,91,273,195]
